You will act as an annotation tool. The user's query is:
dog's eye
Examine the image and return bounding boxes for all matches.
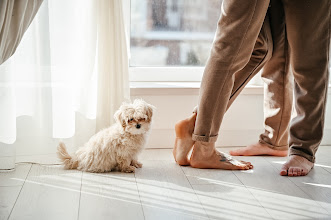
[129,118,134,121]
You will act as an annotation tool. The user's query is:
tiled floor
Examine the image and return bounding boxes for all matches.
[1,146,331,220]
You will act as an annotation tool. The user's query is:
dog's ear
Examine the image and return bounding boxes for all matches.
[145,103,156,120]
[114,109,126,127]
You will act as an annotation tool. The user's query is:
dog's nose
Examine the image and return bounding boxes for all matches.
[136,124,141,129]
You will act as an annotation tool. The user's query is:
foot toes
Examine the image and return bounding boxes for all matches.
[239,160,253,169]
[292,169,298,177]
[280,165,288,176]
[288,167,294,176]
[301,169,308,176]
[240,160,251,165]
[297,169,302,176]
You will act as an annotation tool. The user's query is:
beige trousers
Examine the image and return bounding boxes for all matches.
[193,0,330,163]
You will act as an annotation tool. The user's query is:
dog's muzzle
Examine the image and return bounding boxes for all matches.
[136,124,141,129]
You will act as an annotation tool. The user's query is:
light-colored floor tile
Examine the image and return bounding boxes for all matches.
[0,164,31,186]
[287,166,331,187]
[300,185,331,214]
[3,146,331,220]
[249,187,330,219]
[315,146,331,163]
[192,184,272,220]
[82,171,136,186]
[0,186,21,220]
[135,160,208,219]
[181,166,243,186]
[138,183,208,220]
[26,165,82,190]
[79,184,144,220]
[9,181,81,220]
[315,161,331,174]
[135,160,192,189]
[262,156,287,172]
[139,148,174,161]
[16,153,59,164]
[233,158,294,190]
[9,164,82,220]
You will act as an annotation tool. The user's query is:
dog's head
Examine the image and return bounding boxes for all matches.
[114,99,155,135]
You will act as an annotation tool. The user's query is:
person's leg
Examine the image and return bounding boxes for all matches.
[230,0,293,157]
[173,10,273,166]
[280,0,330,176]
[188,0,270,169]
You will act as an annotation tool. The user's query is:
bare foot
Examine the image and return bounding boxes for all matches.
[229,142,288,157]
[190,141,253,170]
[280,155,314,176]
[173,113,197,165]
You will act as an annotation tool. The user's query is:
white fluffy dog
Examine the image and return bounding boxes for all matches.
[57,99,155,173]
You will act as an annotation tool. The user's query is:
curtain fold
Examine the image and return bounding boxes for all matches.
[96,0,130,131]
[0,0,131,169]
[0,0,43,65]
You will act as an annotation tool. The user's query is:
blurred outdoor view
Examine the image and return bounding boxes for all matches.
[130,0,222,67]
[130,0,331,85]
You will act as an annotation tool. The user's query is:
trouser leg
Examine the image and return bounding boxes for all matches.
[259,0,293,150]
[193,14,273,113]
[193,0,270,142]
[283,0,330,162]
[226,13,273,109]
[226,0,292,151]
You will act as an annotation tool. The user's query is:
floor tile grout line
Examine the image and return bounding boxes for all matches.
[321,167,331,174]
[296,185,331,215]
[264,154,331,215]
[180,166,210,220]
[7,163,33,220]
[260,156,296,219]
[262,155,330,217]
[231,169,276,220]
[76,171,83,220]
[134,171,146,220]
[285,170,331,215]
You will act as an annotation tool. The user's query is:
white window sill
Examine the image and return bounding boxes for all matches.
[130,82,264,96]
[131,82,331,96]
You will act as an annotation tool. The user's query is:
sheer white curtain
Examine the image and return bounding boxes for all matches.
[0,0,130,169]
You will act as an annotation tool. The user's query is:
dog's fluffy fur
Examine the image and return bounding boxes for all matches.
[57,99,155,173]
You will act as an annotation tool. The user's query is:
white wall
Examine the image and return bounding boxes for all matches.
[132,87,331,148]
[2,86,330,158]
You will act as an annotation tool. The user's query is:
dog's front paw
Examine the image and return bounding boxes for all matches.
[121,166,136,173]
[131,160,143,168]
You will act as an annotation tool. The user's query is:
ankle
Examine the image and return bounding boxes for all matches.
[193,141,215,157]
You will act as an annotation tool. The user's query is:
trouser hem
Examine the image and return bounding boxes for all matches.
[289,148,315,163]
[192,134,218,143]
[259,138,289,151]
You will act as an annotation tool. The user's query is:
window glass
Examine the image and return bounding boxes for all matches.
[130,0,331,86]
[130,0,222,66]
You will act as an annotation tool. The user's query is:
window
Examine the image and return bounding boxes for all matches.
[129,0,222,82]
[129,0,331,84]
[130,0,220,67]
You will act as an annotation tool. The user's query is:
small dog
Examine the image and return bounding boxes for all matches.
[57,99,155,173]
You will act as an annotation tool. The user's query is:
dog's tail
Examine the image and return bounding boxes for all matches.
[57,142,79,169]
